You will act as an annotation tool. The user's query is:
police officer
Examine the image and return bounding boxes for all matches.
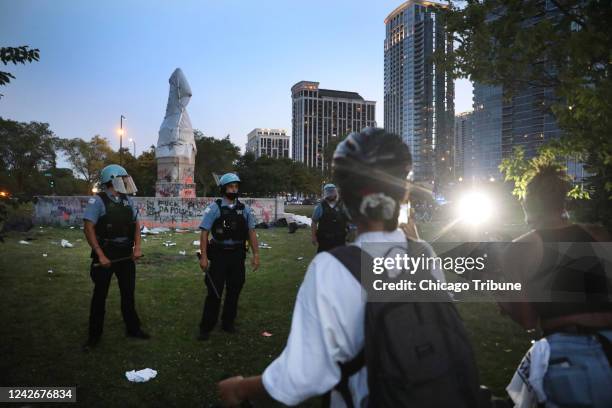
[82,164,149,351]
[198,173,260,341]
[311,183,348,252]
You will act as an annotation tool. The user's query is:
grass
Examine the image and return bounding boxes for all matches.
[0,222,534,407]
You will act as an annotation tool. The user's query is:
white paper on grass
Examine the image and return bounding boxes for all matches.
[60,239,73,248]
[125,368,157,383]
[155,68,197,161]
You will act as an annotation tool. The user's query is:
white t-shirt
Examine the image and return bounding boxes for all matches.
[262,229,445,407]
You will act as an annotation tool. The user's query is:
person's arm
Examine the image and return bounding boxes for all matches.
[248,229,260,271]
[311,205,320,245]
[218,375,268,407]
[84,220,111,268]
[497,233,541,329]
[132,220,143,260]
[199,230,209,271]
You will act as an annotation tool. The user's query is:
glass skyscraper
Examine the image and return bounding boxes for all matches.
[384,0,454,186]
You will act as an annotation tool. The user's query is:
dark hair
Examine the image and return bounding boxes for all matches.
[524,165,571,216]
[333,128,412,230]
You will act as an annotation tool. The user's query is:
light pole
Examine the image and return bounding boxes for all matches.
[129,138,136,157]
[119,115,126,165]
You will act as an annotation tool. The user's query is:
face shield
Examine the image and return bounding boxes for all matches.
[323,186,338,201]
[111,175,138,195]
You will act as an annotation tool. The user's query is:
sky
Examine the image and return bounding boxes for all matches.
[0,0,473,158]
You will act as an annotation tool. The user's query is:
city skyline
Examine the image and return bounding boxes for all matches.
[0,0,473,160]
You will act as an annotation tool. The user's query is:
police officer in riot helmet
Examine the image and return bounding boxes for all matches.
[197,173,260,341]
[82,164,149,351]
[311,183,349,253]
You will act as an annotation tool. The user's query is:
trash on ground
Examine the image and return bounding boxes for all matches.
[261,331,273,337]
[162,241,176,247]
[70,226,75,229]
[292,214,312,227]
[18,240,31,245]
[42,253,48,257]
[175,228,189,233]
[179,250,186,256]
[61,239,74,248]
[192,240,200,246]
[259,243,272,249]
[296,257,304,260]
[125,368,157,383]
[47,269,53,274]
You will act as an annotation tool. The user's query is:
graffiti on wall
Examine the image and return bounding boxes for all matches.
[34,196,284,228]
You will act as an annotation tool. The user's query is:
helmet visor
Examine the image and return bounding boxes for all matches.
[112,175,138,195]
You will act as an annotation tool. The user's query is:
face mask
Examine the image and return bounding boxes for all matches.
[325,196,337,202]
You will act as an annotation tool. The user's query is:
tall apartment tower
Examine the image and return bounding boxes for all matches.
[471,83,503,182]
[384,0,454,186]
[245,128,290,159]
[454,111,474,180]
[291,81,376,171]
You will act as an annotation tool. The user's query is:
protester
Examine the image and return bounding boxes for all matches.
[501,165,612,407]
[197,173,260,341]
[216,128,479,407]
[311,183,349,252]
[82,164,149,351]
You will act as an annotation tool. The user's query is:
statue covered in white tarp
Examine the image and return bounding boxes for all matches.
[155,68,197,198]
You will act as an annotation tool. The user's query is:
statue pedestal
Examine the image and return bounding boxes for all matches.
[155,156,196,198]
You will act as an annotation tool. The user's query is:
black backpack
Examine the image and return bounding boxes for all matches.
[326,244,480,408]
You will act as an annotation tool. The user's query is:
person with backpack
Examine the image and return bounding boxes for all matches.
[82,164,149,351]
[216,128,480,407]
[197,173,260,341]
[311,183,349,252]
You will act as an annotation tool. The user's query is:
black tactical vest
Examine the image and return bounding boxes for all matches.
[211,199,249,242]
[94,192,136,246]
[317,200,348,242]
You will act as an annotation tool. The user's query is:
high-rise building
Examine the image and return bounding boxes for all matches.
[384,0,454,185]
[454,111,474,180]
[471,83,503,182]
[291,81,376,170]
[245,128,290,159]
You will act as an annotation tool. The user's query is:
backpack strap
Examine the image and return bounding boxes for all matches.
[215,198,223,211]
[323,245,370,408]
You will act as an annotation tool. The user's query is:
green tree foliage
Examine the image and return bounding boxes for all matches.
[439,0,612,226]
[193,130,241,196]
[234,154,323,197]
[0,118,58,196]
[0,46,40,97]
[58,135,114,185]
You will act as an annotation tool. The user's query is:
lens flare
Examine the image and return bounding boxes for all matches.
[458,191,492,225]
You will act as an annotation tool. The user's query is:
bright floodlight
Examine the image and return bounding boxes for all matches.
[458,191,493,225]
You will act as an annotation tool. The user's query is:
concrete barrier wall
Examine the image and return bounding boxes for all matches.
[34,196,285,228]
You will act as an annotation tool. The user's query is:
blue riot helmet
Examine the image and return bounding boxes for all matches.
[100,164,138,194]
[219,173,241,199]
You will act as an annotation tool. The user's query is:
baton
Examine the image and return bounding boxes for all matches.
[92,255,143,268]
[196,251,221,299]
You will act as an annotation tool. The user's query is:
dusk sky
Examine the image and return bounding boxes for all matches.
[1,0,473,158]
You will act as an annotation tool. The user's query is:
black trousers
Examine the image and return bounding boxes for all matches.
[200,249,246,333]
[88,255,141,339]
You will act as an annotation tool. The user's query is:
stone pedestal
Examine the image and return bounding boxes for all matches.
[155,156,196,198]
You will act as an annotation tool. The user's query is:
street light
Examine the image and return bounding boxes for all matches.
[118,115,126,165]
[129,138,136,157]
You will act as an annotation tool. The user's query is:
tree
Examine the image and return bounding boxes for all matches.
[1,46,40,97]
[59,135,114,185]
[124,146,157,196]
[0,118,57,196]
[439,0,612,227]
[193,130,241,196]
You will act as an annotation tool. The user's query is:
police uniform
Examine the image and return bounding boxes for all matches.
[312,200,348,253]
[83,189,142,339]
[199,197,256,333]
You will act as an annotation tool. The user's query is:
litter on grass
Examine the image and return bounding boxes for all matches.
[60,239,74,248]
[125,368,157,383]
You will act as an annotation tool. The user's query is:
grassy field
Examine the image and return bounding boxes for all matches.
[0,221,533,407]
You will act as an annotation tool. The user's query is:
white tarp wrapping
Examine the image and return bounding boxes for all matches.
[156,68,197,160]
